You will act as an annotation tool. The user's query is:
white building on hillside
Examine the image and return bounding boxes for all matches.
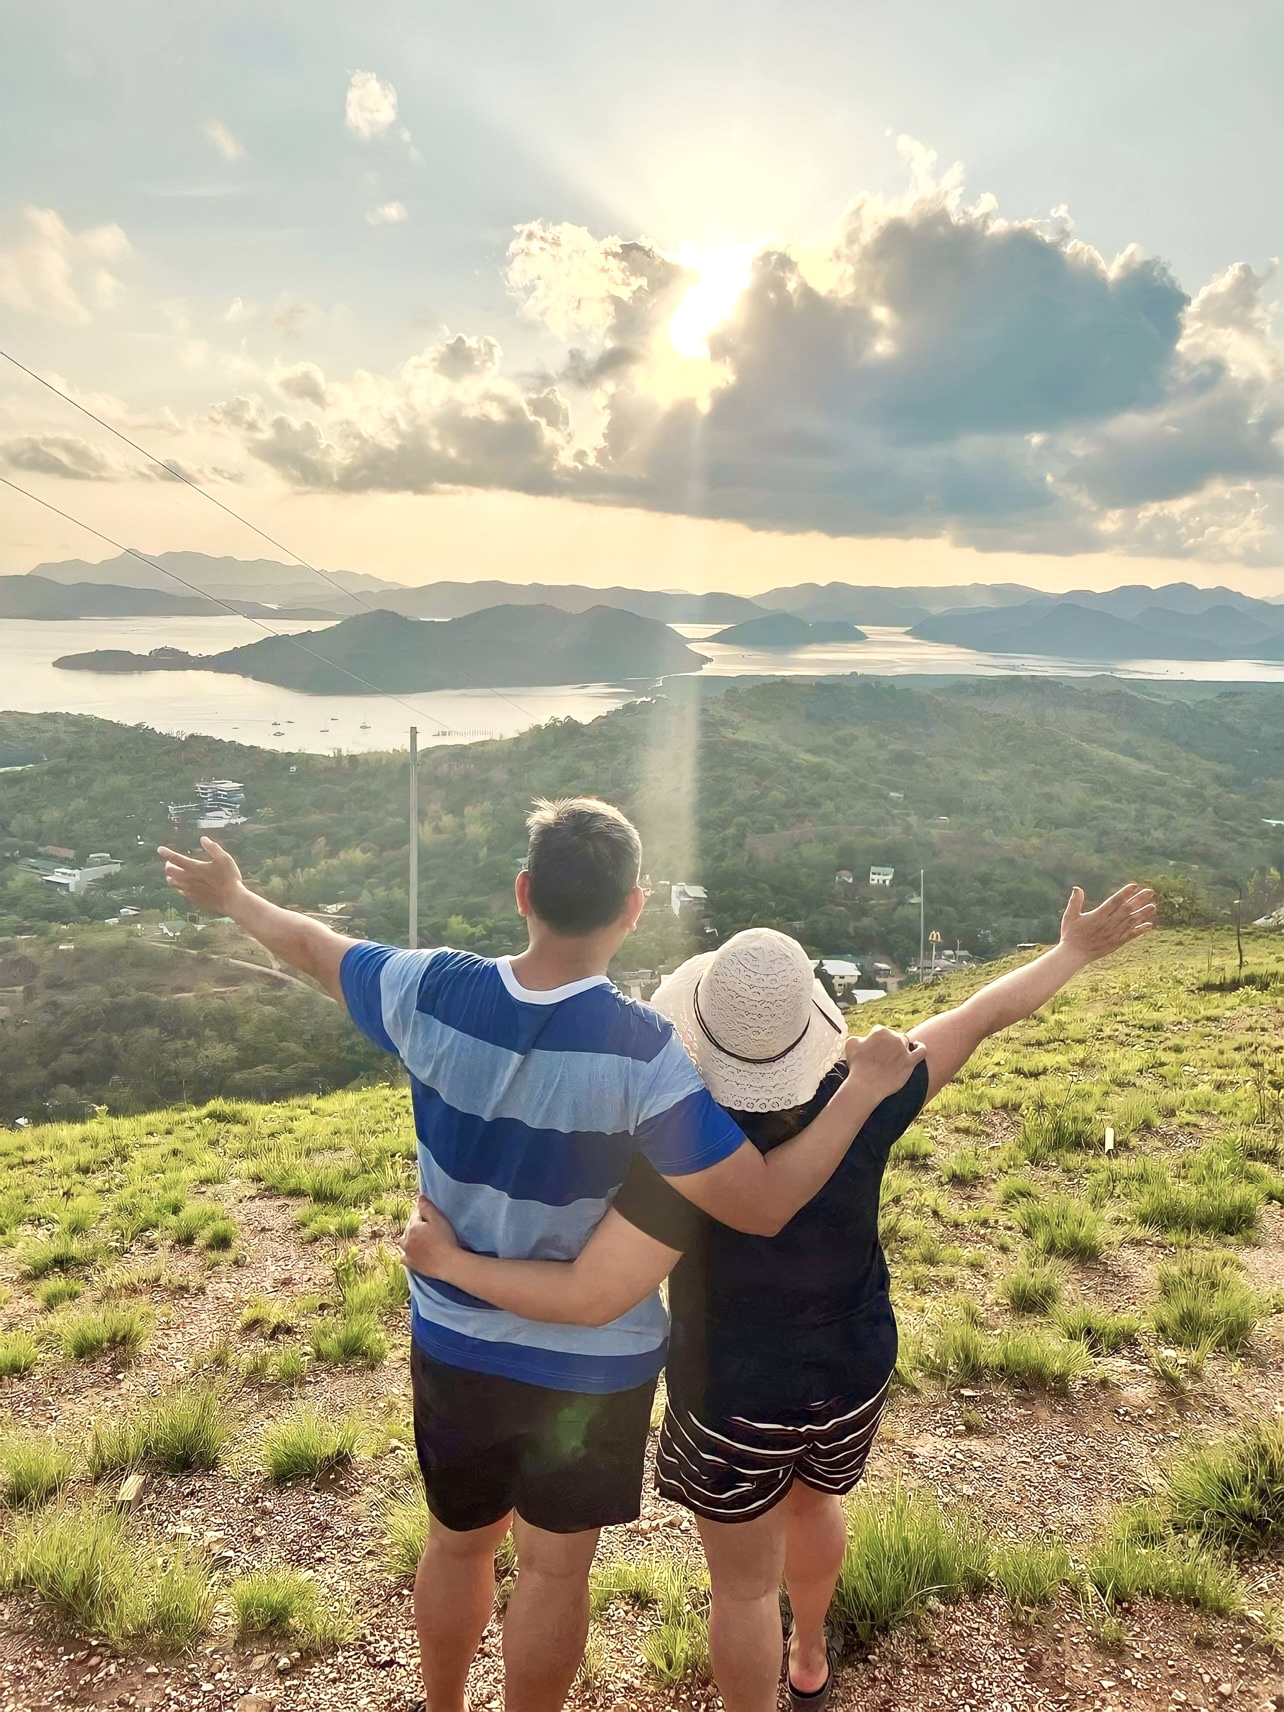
[818,958,863,995]
[39,856,122,895]
[170,779,248,831]
[196,779,245,812]
[670,883,708,921]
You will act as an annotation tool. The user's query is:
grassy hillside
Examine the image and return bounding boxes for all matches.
[1,929,1281,1708]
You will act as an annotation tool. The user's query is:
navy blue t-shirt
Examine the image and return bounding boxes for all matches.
[614,1060,929,1418]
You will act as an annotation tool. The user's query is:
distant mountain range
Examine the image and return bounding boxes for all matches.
[53,605,708,693]
[0,574,330,622]
[912,600,1284,662]
[367,579,760,625]
[751,581,1039,625]
[19,551,1284,668]
[30,551,398,612]
[709,613,867,647]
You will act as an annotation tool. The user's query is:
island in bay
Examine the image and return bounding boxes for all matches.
[53,604,709,693]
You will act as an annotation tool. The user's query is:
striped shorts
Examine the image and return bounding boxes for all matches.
[655,1374,891,1524]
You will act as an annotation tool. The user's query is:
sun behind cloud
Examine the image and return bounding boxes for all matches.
[667,240,758,359]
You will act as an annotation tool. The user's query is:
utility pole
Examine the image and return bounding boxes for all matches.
[919,868,925,976]
[408,727,419,950]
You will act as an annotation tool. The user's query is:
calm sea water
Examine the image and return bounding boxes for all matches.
[0,618,637,754]
[4,615,1284,755]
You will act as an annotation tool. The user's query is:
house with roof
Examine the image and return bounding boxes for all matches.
[670,882,709,923]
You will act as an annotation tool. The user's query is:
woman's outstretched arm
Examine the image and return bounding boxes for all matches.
[909,882,1155,1100]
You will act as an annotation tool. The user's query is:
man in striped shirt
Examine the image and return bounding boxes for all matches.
[159,799,912,1712]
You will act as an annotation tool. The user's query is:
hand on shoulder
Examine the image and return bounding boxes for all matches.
[844,1026,926,1103]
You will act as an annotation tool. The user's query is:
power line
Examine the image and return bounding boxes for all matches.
[0,474,463,732]
[0,346,541,725]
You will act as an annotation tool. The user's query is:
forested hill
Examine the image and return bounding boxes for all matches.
[53,605,708,693]
[3,677,1282,963]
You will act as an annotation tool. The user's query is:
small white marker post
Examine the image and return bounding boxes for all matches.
[1104,1125,1115,1154]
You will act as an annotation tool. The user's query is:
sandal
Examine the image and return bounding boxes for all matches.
[785,1626,836,1712]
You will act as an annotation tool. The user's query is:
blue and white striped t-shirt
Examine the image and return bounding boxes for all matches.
[340,942,745,1394]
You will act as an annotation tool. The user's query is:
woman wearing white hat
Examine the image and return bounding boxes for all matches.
[405,886,1154,1712]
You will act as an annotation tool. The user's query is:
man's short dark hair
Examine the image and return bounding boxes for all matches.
[525,797,642,936]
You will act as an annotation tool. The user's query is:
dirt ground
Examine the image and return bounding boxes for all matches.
[3,936,1284,1712]
[1,1178,1282,1712]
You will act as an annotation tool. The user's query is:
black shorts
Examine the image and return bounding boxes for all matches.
[655,1374,891,1524]
[410,1341,657,1535]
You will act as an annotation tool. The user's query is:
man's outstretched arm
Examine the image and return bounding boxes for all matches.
[909,883,1156,1100]
[157,837,357,1001]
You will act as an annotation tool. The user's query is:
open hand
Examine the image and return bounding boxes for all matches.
[399,1195,462,1279]
[157,837,244,916]
[1060,884,1156,963]
[845,1025,926,1101]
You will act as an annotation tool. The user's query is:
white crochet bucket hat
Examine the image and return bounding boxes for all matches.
[650,928,848,1113]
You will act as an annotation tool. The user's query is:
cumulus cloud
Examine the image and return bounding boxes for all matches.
[2,432,122,480]
[270,361,331,406]
[201,118,243,161]
[432,334,500,380]
[365,201,407,226]
[207,146,1284,563]
[0,207,131,327]
[507,221,689,347]
[210,334,570,496]
[345,71,398,140]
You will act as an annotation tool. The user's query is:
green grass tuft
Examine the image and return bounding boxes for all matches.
[940,1146,985,1186]
[1018,1094,1098,1162]
[0,1498,213,1648]
[1134,1178,1262,1238]
[1151,1252,1260,1354]
[239,1294,298,1337]
[18,1233,93,1280]
[915,1315,1090,1393]
[1162,1417,1284,1550]
[831,1486,989,1643]
[310,1313,387,1367]
[87,1382,231,1478]
[999,1259,1064,1315]
[380,1485,432,1577]
[1054,1303,1141,1354]
[262,1406,361,1484]
[199,1215,238,1252]
[58,1304,152,1361]
[991,1537,1072,1613]
[1015,1194,1107,1261]
[0,1434,73,1508]
[331,1245,409,1318]
[0,1331,39,1378]
[230,1568,355,1650]
[1083,1530,1241,1616]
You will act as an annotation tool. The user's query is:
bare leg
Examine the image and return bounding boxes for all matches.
[782,1481,847,1695]
[698,1502,790,1712]
[501,1518,601,1712]
[414,1511,513,1712]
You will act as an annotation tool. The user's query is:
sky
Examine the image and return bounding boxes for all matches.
[1,0,1282,597]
